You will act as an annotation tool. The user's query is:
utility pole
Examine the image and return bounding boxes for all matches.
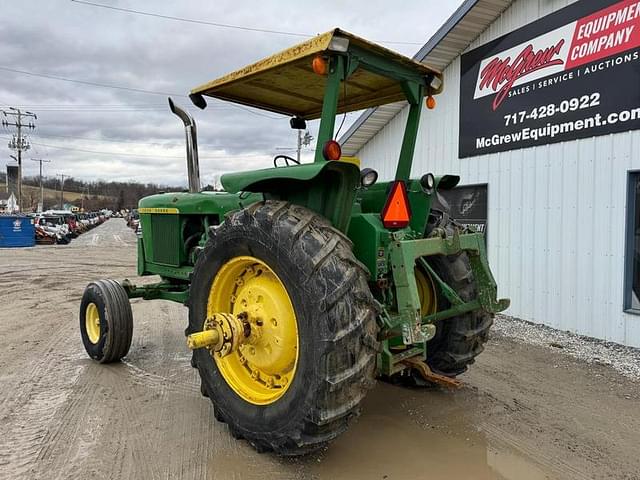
[31,158,51,212]
[296,130,313,163]
[81,185,89,212]
[2,107,37,211]
[56,173,67,209]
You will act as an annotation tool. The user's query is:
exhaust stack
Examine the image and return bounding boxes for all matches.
[168,98,201,193]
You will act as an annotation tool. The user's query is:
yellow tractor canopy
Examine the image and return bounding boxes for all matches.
[190,28,442,119]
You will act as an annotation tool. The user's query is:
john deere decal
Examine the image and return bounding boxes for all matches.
[460,0,640,157]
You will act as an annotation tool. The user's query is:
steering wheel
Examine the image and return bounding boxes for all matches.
[273,154,300,167]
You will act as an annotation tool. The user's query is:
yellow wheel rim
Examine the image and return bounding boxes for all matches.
[207,256,299,405]
[415,267,437,317]
[85,302,101,344]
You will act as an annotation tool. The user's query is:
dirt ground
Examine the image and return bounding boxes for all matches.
[1,219,639,480]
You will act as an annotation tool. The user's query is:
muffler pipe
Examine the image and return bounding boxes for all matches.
[168,97,201,193]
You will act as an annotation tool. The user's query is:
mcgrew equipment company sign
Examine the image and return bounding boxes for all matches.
[459,0,640,158]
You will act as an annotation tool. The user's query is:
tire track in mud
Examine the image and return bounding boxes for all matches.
[55,300,197,479]
[52,367,134,480]
[106,389,153,480]
[119,358,199,396]
[136,302,189,479]
[0,220,141,479]
[39,377,99,479]
[109,362,181,480]
[480,422,590,480]
[45,301,189,479]
[0,388,75,474]
[0,322,72,415]
[0,332,181,479]
[0,350,86,479]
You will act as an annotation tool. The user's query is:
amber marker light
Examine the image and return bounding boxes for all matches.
[426,95,436,110]
[322,140,342,160]
[312,55,328,75]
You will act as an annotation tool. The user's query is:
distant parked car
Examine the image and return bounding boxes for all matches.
[127,209,139,230]
[35,215,71,244]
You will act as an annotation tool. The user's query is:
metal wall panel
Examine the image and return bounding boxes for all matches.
[356,0,640,347]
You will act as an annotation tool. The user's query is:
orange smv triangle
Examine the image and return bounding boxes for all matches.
[381,180,411,228]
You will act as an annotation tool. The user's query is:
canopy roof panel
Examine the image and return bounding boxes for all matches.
[191,28,442,120]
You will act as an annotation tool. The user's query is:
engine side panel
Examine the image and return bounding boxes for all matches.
[137,191,262,279]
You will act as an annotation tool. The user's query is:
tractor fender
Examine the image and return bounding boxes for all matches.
[220,161,358,194]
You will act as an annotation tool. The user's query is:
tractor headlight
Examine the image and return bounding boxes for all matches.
[420,173,435,193]
[360,168,378,187]
[328,36,350,52]
[429,75,442,91]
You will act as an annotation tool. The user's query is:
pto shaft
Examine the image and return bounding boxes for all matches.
[186,312,247,357]
[187,329,220,350]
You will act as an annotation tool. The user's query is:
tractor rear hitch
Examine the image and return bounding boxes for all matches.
[377,229,509,377]
[389,230,509,329]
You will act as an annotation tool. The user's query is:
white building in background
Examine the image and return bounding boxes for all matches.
[340,0,640,347]
[0,192,18,213]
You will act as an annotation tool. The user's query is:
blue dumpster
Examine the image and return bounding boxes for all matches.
[0,215,35,247]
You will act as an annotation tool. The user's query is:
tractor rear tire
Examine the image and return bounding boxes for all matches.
[80,279,133,363]
[188,201,378,456]
[424,216,493,377]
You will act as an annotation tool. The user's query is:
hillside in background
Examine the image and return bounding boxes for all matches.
[0,172,178,211]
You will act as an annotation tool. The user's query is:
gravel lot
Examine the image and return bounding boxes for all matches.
[1,218,639,479]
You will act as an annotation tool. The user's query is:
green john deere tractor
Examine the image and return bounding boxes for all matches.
[79,29,509,455]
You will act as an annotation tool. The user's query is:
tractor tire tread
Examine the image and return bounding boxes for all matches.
[80,279,133,364]
[106,279,133,363]
[425,217,493,376]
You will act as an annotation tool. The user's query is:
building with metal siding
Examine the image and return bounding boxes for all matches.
[341,0,640,347]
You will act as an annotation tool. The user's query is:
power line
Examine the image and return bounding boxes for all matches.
[21,105,280,118]
[6,104,274,116]
[0,66,183,97]
[31,132,182,146]
[31,141,186,159]
[30,131,280,150]
[70,0,423,46]
[0,135,276,159]
[71,0,310,37]
[11,103,167,107]
[24,108,168,113]
[0,66,283,119]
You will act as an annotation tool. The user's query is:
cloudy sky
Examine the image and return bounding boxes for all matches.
[0,0,461,187]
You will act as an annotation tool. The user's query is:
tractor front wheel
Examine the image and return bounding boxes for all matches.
[188,201,377,455]
[79,279,133,363]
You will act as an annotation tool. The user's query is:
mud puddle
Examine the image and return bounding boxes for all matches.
[298,383,554,480]
[203,382,556,480]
